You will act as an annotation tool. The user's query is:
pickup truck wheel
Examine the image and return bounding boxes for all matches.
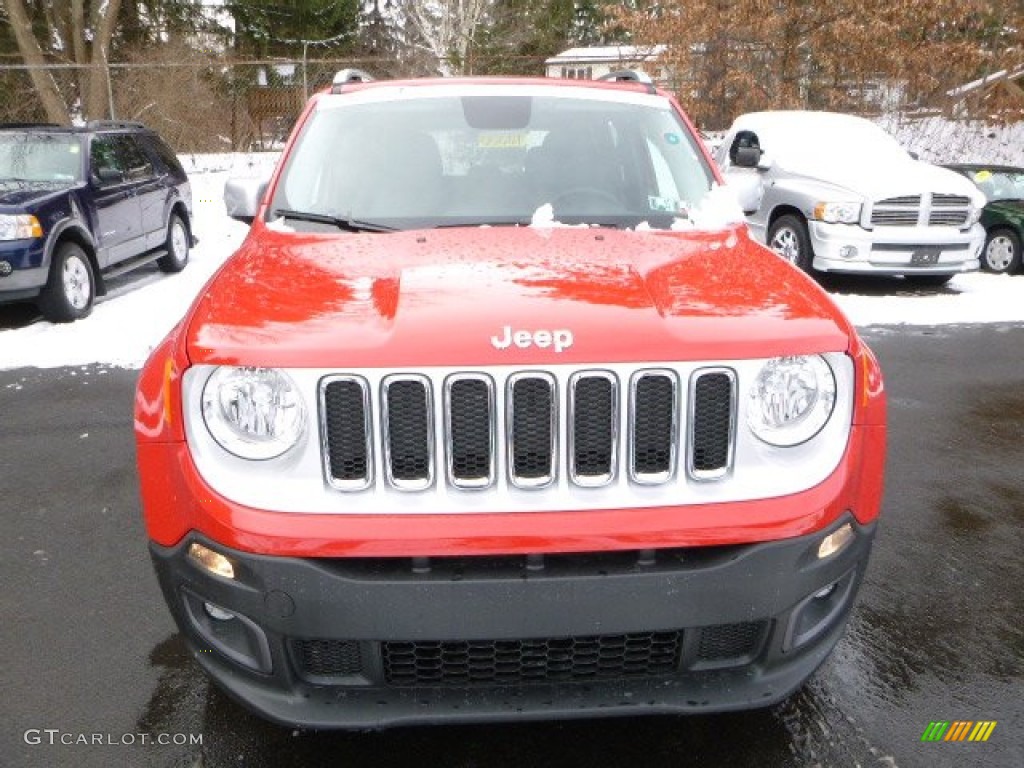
[157,213,190,273]
[768,215,814,272]
[981,228,1021,273]
[38,242,95,323]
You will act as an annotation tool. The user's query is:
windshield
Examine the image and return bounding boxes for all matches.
[965,168,1024,202]
[270,90,716,230]
[0,133,84,184]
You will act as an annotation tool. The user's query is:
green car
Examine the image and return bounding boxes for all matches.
[945,164,1024,274]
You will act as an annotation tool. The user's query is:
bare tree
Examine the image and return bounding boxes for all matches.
[2,0,124,123]
[406,0,493,75]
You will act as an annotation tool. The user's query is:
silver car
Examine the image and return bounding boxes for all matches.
[716,111,986,286]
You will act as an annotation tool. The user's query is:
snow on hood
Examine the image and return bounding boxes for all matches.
[735,111,987,204]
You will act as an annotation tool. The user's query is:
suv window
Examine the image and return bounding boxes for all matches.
[114,135,155,180]
[0,132,83,183]
[141,133,186,177]
[91,134,155,184]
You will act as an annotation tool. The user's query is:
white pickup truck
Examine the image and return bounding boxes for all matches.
[716,111,986,285]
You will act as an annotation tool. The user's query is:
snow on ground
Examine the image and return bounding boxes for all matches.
[0,149,1022,372]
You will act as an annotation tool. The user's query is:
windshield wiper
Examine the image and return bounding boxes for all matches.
[271,208,397,233]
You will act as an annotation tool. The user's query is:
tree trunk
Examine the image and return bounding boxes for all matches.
[84,0,124,120]
[2,0,71,123]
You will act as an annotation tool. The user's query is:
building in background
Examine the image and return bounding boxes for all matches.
[545,45,668,85]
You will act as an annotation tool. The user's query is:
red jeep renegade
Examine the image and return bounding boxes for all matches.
[135,70,886,728]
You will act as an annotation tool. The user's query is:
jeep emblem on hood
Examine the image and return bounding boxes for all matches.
[491,325,574,353]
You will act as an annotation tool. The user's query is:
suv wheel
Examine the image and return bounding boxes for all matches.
[981,228,1021,274]
[157,213,190,273]
[39,242,95,323]
[768,215,814,272]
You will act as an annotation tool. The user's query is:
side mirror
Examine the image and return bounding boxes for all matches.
[733,145,762,168]
[94,167,124,185]
[224,176,269,225]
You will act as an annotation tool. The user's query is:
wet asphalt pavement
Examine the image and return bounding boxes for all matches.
[1,323,1022,768]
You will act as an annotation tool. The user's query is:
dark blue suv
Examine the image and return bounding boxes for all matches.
[0,122,193,322]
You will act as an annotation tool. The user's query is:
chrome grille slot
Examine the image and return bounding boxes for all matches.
[445,375,494,488]
[688,369,736,480]
[629,371,678,484]
[507,373,557,488]
[870,195,921,227]
[321,376,372,490]
[569,371,618,486]
[928,193,970,226]
[382,375,433,490]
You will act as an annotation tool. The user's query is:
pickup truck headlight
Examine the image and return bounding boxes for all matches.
[812,202,861,224]
[0,214,43,241]
[747,356,837,446]
[201,366,306,459]
[966,202,982,226]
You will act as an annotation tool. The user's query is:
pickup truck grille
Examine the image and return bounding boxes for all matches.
[870,193,971,227]
[320,367,736,492]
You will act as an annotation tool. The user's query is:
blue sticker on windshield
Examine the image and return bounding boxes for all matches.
[664,133,681,145]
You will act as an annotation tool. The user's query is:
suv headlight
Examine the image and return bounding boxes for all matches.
[966,201,982,226]
[0,214,43,241]
[201,367,306,459]
[812,202,861,224]
[747,356,837,446]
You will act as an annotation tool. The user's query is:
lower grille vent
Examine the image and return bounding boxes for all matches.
[383,630,683,686]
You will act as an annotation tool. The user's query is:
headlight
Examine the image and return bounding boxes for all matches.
[966,202,982,226]
[201,366,306,459]
[747,356,837,446]
[812,202,861,224]
[0,214,43,241]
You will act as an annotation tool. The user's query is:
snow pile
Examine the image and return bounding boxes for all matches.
[878,115,1024,167]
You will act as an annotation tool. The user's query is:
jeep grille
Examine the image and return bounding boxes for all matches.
[320,368,736,491]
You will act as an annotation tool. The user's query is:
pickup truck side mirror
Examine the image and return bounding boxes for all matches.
[729,129,763,169]
[224,176,270,225]
[733,145,762,168]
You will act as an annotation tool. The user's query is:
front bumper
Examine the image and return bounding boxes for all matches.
[151,516,874,728]
[808,220,984,275]
[0,240,46,301]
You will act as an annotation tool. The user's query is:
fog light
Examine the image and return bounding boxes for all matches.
[813,583,837,599]
[187,541,236,579]
[0,260,12,277]
[817,522,853,559]
[204,601,236,621]
[839,246,858,259]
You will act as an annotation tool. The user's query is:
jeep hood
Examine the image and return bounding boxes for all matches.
[185,225,853,368]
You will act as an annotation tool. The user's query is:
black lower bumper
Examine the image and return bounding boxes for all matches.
[150,516,874,729]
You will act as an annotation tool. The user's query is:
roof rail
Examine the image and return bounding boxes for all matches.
[331,68,375,93]
[0,122,64,129]
[86,120,148,130]
[597,69,656,93]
